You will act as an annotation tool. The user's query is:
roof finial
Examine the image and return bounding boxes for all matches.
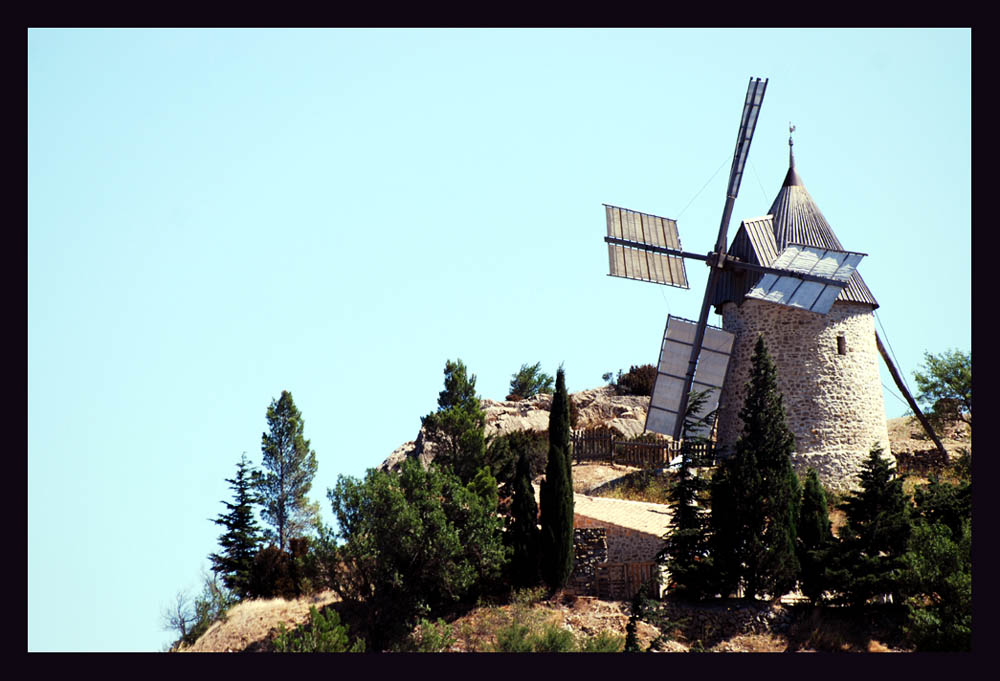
[788,122,796,169]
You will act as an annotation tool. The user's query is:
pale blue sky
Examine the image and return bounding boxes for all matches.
[28,28,970,651]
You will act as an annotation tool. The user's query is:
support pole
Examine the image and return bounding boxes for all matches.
[671,197,735,442]
[875,331,949,461]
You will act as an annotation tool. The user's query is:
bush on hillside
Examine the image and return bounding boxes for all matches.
[507,362,554,401]
[327,458,509,650]
[272,606,365,653]
[607,364,657,397]
[485,429,548,493]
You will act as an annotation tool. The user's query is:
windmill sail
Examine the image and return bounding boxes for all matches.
[670,76,767,442]
[726,77,768,203]
[745,243,865,314]
[605,204,689,288]
[646,316,735,439]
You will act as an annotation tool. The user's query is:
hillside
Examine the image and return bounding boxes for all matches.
[179,403,967,653]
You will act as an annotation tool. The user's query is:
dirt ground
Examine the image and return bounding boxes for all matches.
[886,415,970,456]
[570,462,642,494]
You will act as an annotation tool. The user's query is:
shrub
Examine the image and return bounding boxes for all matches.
[485,429,548,493]
[395,618,456,652]
[579,631,625,652]
[247,545,293,599]
[902,519,971,651]
[613,364,657,397]
[493,621,534,652]
[596,468,673,504]
[529,622,577,652]
[272,606,365,652]
[327,458,509,650]
[491,620,583,652]
[164,571,239,650]
[512,586,547,607]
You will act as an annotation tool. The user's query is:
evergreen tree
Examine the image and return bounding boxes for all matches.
[421,359,487,484]
[658,389,714,599]
[624,583,649,652]
[507,362,554,401]
[327,458,508,650]
[797,468,833,604]
[826,444,911,607]
[539,366,574,591]
[208,453,264,599]
[709,336,800,600]
[912,475,971,540]
[901,517,971,651]
[507,447,541,588]
[258,391,319,552]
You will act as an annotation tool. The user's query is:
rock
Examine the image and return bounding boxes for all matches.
[378,386,652,472]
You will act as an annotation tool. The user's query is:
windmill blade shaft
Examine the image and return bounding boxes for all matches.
[605,237,850,288]
[673,265,723,441]
[734,260,855,287]
[603,236,710,263]
[875,331,949,461]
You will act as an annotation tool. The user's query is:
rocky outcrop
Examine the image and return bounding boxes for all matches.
[378,387,651,472]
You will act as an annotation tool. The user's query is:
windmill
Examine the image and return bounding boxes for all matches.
[602,77,947,478]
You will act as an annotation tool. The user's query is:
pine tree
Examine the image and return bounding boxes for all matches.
[539,366,574,591]
[507,362,554,401]
[507,447,541,588]
[659,389,714,599]
[797,468,833,604]
[826,444,911,608]
[709,336,799,600]
[421,359,487,484]
[258,391,319,552]
[208,453,264,599]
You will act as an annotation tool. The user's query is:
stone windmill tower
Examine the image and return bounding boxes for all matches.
[601,79,947,492]
[709,130,890,490]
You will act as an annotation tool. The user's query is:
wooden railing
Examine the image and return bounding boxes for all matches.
[571,429,714,468]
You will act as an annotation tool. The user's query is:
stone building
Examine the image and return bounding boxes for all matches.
[567,493,671,599]
[710,144,891,491]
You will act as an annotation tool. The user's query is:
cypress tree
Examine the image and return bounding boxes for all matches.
[507,446,541,588]
[797,468,833,604]
[208,453,264,599]
[539,366,574,591]
[709,335,799,600]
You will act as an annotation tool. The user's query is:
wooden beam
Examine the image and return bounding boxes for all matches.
[875,331,949,462]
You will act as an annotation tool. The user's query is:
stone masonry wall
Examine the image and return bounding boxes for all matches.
[568,527,608,596]
[574,515,663,564]
[715,299,891,492]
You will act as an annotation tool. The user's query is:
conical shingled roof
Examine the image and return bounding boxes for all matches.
[712,157,879,310]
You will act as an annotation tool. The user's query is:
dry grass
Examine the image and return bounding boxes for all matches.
[570,462,642,495]
[446,591,658,652]
[179,590,340,653]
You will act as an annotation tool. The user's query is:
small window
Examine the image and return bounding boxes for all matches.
[837,335,847,355]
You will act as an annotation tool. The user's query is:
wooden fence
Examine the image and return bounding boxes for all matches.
[571,430,714,468]
[595,561,659,600]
